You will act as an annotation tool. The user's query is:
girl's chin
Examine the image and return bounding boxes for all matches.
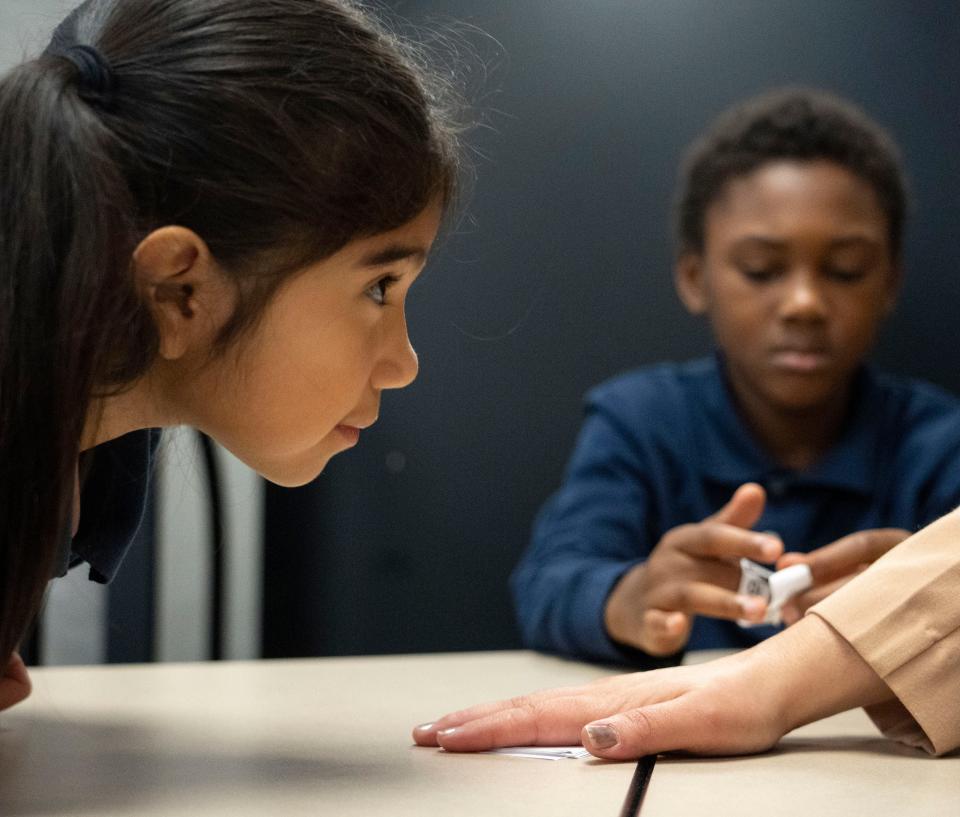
[255,450,334,488]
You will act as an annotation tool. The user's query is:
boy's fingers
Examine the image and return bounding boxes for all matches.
[639,609,691,656]
[707,483,767,530]
[793,528,911,584]
[650,581,767,623]
[678,523,782,563]
[776,552,806,570]
[780,601,801,626]
[785,570,867,620]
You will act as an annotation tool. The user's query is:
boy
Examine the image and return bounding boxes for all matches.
[512,89,960,664]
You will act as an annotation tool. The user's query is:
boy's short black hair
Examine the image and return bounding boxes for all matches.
[675,88,908,257]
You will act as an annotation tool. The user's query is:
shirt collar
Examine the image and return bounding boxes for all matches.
[695,351,879,495]
[69,428,161,584]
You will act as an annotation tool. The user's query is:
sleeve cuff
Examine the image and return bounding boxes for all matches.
[568,559,684,669]
[809,509,960,756]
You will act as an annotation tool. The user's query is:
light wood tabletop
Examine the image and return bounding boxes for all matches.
[0,650,956,816]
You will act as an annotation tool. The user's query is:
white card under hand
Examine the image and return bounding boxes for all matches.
[481,746,591,760]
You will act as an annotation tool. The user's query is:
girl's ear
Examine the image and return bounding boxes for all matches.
[133,227,236,360]
[674,252,708,316]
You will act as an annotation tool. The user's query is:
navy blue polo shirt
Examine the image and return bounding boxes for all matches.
[55,429,162,583]
[511,355,960,665]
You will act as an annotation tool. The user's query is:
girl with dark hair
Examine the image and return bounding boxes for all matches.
[0,0,462,710]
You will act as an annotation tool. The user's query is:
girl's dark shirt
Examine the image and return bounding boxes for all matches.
[55,429,162,584]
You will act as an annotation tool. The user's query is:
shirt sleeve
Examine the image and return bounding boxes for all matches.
[510,397,665,664]
[809,508,960,755]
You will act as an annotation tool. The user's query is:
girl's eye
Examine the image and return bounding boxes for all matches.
[366,275,400,306]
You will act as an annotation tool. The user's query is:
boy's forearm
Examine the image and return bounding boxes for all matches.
[514,557,642,662]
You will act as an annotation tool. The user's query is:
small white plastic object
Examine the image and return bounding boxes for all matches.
[737,558,814,627]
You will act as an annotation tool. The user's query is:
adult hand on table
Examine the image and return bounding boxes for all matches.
[413,616,893,760]
[604,483,782,655]
[776,528,911,625]
[0,652,31,711]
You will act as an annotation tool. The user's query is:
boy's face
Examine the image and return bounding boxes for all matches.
[676,160,898,414]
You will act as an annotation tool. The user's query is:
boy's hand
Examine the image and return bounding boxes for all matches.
[777,528,911,624]
[0,652,32,712]
[604,483,782,655]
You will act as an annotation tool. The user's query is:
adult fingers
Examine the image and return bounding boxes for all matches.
[778,529,911,584]
[581,694,776,759]
[648,581,767,624]
[0,652,31,712]
[434,694,615,752]
[412,685,587,746]
[706,483,767,530]
[432,670,697,753]
[674,522,781,563]
[582,699,696,759]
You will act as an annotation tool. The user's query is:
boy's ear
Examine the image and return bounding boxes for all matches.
[674,252,708,315]
[133,226,236,361]
[883,262,903,314]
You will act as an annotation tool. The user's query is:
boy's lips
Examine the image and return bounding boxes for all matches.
[770,347,832,373]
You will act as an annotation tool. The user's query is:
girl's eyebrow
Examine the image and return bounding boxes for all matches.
[359,243,427,268]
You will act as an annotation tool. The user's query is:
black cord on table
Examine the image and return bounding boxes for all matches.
[619,755,657,817]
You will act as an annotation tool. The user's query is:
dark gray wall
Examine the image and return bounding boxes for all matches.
[263,0,960,657]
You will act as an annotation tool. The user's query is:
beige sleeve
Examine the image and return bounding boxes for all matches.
[808,508,960,756]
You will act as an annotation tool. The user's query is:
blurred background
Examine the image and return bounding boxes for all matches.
[2,0,958,664]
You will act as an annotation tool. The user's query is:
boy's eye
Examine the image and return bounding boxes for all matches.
[366,274,400,306]
[824,266,867,282]
[739,265,781,283]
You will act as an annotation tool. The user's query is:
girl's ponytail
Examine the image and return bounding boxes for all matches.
[0,0,464,670]
[0,53,155,666]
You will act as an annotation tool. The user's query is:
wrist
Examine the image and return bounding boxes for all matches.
[743,614,892,735]
[603,563,647,646]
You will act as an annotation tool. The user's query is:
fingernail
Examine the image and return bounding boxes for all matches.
[415,722,435,733]
[738,595,765,618]
[438,728,458,738]
[667,613,685,631]
[756,536,781,560]
[585,724,619,750]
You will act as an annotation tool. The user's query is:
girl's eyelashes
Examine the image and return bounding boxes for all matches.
[365,274,401,306]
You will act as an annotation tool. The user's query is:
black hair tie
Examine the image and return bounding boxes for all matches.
[58,44,115,109]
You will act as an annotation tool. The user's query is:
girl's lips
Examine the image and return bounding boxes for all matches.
[771,349,831,373]
[335,425,361,446]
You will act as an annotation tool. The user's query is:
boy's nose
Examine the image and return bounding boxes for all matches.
[779,272,827,320]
